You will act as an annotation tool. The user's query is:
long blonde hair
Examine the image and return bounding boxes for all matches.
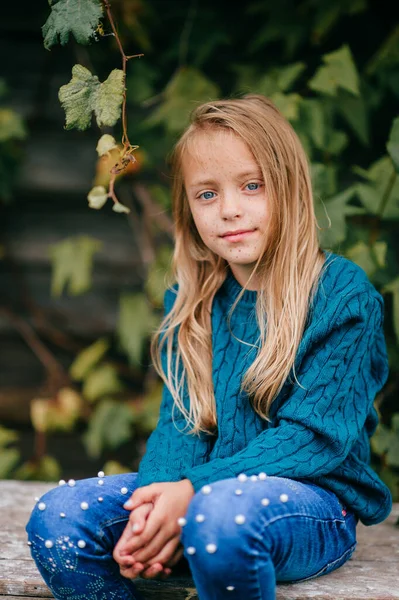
[150,94,327,436]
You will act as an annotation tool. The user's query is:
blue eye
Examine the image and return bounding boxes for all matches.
[200,191,215,200]
[246,182,260,191]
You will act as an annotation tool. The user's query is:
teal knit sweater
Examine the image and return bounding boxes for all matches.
[138,250,392,525]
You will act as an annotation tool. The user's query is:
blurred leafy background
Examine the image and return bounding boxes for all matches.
[0,0,398,499]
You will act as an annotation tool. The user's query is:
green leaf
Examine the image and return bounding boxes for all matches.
[371,424,392,456]
[377,466,399,500]
[145,67,220,134]
[336,90,369,146]
[387,117,399,172]
[276,63,306,92]
[14,455,61,482]
[346,241,378,277]
[311,163,338,199]
[42,0,103,50]
[298,99,326,149]
[386,433,399,468]
[117,293,159,365]
[84,399,135,458]
[94,69,125,128]
[270,93,301,121]
[382,277,399,343]
[0,109,27,142]
[87,185,108,209]
[59,65,124,131]
[130,380,163,433]
[325,131,348,156]
[50,235,102,297]
[308,66,338,96]
[354,156,399,219]
[70,338,110,381]
[366,25,399,75]
[309,45,360,97]
[102,460,131,475]
[0,449,20,478]
[314,186,364,247]
[83,364,124,402]
[0,425,18,447]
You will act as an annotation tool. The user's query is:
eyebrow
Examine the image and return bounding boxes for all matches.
[188,171,263,189]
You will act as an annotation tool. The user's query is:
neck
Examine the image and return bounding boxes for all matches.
[229,265,260,291]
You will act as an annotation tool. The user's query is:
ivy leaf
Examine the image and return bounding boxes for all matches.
[314,186,364,247]
[354,156,399,219]
[0,425,18,447]
[309,45,360,97]
[346,241,384,277]
[0,109,27,142]
[337,89,369,146]
[382,277,399,344]
[387,117,399,172]
[84,399,135,458]
[0,449,20,478]
[50,235,102,297]
[59,65,124,131]
[70,338,110,381]
[298,99,326,149]
[83,364,124,402]
[42,0,103,50]
[276,63,306,92]
[117,293,159,365]
[270,93,301,121]
[145,67,220,133]
[14,455,61,482]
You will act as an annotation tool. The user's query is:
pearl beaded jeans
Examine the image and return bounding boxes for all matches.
[26,473,358,600]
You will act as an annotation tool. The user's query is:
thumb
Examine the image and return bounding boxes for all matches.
[124,484,158,510]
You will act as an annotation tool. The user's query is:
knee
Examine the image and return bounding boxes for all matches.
[180,479,258,572]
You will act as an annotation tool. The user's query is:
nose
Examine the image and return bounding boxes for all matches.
[220,189,242,220]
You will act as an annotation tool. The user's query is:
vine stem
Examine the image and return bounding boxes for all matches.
[0,307,68,395]
[102,0,143,148]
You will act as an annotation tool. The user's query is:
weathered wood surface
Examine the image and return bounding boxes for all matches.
[0,481,398,599]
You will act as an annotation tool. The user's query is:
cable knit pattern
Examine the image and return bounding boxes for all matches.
[137,250,392,525]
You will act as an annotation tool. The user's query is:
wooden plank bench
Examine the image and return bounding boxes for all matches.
[0,480,398,599]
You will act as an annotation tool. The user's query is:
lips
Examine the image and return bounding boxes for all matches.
[220,229,255,237]
[220,229,256,237]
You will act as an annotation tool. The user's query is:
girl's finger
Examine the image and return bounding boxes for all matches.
[114,503,153,562]
[129,502,153,536]
[147,538,183,568]
[133,532,180,565]
[119,504,166,556]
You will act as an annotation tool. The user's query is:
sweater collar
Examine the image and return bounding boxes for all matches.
[221,269,258,307]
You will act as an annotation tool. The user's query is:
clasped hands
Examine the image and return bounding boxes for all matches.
[113,479,195,580]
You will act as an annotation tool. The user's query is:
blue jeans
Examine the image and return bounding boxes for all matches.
[26,473,357,599]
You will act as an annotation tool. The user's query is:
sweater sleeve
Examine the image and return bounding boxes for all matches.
[181,288,389,492]
[137,288,211,487]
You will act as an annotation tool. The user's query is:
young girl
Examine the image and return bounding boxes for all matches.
[26,94,391,599]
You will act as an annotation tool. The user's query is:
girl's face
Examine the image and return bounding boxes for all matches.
[182,128,269,289]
